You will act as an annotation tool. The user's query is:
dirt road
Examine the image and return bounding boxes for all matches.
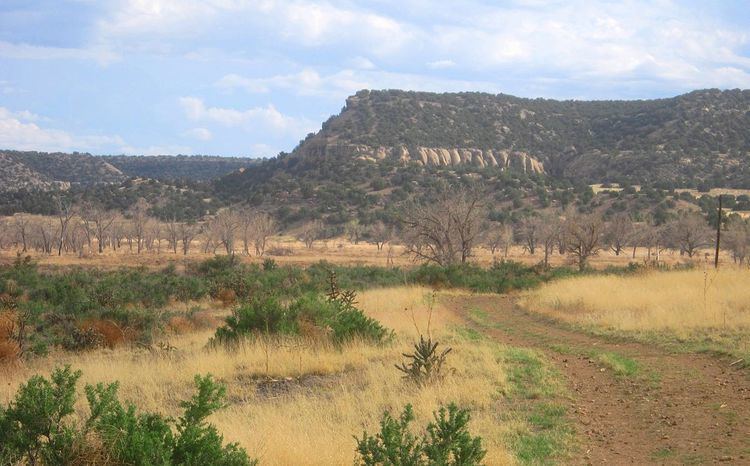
[445,294,750,465]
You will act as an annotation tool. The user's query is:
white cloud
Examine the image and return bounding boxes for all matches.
[351,56,376,70]
[96,0,414,57]
[183,127,213,141]
[0,41,119,65]
[427,59,456,69]
[178,96,316,134]
[0,107,125,152]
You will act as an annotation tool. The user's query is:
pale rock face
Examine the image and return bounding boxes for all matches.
[450,149,461,165]
[438,148,451,165]
[305,142,544,173]
[485,150,498,167]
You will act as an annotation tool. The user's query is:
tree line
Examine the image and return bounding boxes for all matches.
[2,190,749,270]
[0,198,276,258]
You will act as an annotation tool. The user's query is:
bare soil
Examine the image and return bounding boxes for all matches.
[445,294,750,465]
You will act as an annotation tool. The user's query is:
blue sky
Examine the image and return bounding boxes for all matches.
[1,0,749,157]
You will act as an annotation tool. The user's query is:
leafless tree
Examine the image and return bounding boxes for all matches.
[251,211,276,256]
[30,216,56,254]
[178,222,200,255]
[516,217,539,255]
[537,214,561,268]
[369,221,392,251]
[165,218,180,254]
[298,220,324,249]
[565,213,605,271]
[664,212,713,258]
[604,213,633,256]
[55,196,77,256]
[12,214,31,252]
[724,216,750,264]
[401,188,485,266]
[482,222,504,256]
[128,198,150,254]
[345,220,364,245]
[211,209,239,255]
[85,205,117,253]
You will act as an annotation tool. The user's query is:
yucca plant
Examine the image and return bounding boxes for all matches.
[396,335,452,386]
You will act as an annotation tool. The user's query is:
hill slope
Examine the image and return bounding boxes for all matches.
[288,88,750,187]
[0,151,259,191]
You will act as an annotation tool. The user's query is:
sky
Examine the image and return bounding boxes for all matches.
[1,0,749,157]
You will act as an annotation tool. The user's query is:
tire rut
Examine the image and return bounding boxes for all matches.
[444,294,750,465]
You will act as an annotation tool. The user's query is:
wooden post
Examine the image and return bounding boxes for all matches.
[714,195,722,269]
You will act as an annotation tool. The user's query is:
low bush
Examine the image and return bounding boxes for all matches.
[213,293,390,345]
[0,366,256,465]
[356,403,486,466]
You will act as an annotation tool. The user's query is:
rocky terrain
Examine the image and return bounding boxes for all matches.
[290,88,750,187]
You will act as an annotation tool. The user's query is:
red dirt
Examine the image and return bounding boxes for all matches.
[445,294,750,465]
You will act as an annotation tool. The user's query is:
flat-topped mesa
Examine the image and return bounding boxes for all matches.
[300,143,545,174]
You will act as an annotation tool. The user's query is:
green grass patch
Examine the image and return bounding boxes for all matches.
[652,447,674,460]
[499,347,574,464]
[593,351,640,377]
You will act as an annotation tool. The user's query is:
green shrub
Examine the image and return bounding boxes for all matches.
[356,403,486,466]
[0,366,81,465]
[213,293,391,345]
[0,367,256,466]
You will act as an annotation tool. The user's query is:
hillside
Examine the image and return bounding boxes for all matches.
[0,150,125,190]
[286,88,750,187]
[0,151,259,192]
[105,155,260,181]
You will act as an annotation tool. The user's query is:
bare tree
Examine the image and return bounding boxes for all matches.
[401,188,485,266]
[664,212,713,258]
[128,198,150,254]
[565,213,604,271]
[178,222,200,255]
[537,214,561,268]
[86,205,117,253]
[724,216,750,264]
[604,213,633,256]
[13,214,31,252]
[298,220,324,249]
[369,221,392,251]
[30,216,56,254]
[211,209,239,255]
[345,220,364,245]
[516,217,539,255]
[165,218,180,254]
[55,196,77,256]
[482,222,505,256]
[251,211,276,256]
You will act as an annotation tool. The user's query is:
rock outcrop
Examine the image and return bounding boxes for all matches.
[298,142,545,174]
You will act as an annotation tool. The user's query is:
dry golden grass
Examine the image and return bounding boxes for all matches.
[520,267,750,332]
[0,287,515,465]
[1,232,726,271]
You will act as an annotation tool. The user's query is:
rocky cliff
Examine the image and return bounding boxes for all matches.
[297,141,544,173]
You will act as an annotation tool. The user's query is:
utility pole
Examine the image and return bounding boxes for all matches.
[714,195,722,269]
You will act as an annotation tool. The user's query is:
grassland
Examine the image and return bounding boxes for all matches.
[520,267,750,363]
[1,286,575,465]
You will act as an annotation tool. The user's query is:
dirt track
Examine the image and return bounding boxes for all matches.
[445,294,750,465]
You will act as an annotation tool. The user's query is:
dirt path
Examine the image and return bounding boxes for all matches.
[444,294,750,465]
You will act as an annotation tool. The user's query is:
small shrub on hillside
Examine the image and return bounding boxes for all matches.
[356,403,486,466]
[213,293,390,345]
[0,366,256,465]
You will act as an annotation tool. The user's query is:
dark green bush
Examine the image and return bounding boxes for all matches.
[356,403,486,466]
[213,293,390,345]
[0,366,256,466]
